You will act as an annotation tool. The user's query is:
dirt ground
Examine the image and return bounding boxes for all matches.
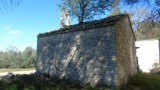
[0,70,36,76]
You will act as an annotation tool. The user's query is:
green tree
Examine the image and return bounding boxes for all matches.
[135,21,160,40]
[5,46,19,69]
[109,7,135,25]
[59,0,120,24]
[0,46,36,69]
[110,7,121,16]
[108,4,160,40]
[59,0,160,24]
[0,50,6,68]
[122,0,160,21]
[22,46,36,68]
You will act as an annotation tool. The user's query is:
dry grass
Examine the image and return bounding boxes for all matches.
[0,68,35,72]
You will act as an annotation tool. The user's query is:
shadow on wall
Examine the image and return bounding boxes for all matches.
[37,26,117,87]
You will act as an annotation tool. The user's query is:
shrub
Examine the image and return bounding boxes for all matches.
[127,73,160,90]
[0,73,114,90]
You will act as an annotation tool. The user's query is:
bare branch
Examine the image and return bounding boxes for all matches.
[0,0,21,13]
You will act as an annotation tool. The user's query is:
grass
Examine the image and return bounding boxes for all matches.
[0,68,36,72]
[0,72,160,90]
[0,73,115,90]
[124,73,160,90]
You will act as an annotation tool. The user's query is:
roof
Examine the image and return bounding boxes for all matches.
[38,14,130,37]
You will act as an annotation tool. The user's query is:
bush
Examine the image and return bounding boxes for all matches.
[1,73,160,90]
[127,73,160,90]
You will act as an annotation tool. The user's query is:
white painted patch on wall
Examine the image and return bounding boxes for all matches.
[136,39,160,72]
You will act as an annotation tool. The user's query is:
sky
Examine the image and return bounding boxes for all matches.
[0,0,79,51]
[0,0,151,51]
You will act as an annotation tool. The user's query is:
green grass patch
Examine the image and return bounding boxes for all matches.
[126,73,160,90]
[0,68,36,72]
[1,72,160,90]
[0,73,115,90]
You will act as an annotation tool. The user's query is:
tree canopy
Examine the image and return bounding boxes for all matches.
[59,0,120,24]
[0,46,36,69]
[135,21,160,40]
[59,0,160,40]
[59,0,160,24]
[121,0,160,40]
[123,0,160,21]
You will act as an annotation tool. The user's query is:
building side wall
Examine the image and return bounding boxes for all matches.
[36,26,117,86]
[115,17,137,87]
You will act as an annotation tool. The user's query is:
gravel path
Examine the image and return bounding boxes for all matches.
[0,70,36,76]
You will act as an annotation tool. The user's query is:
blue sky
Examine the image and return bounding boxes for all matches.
[0,0,79,51]
[0,0,149,51]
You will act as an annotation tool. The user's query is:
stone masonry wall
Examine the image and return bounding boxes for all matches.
[37,26,117,86]
[115,16,137,87]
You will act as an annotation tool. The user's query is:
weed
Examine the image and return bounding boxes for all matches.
[127,73,160,90]
[0,73,114,90]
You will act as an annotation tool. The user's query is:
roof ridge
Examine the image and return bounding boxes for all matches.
[38,14,128,37]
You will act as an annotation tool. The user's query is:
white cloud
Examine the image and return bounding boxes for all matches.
[28,30,38,35]
[1,26,24,35]
[2,26,11,30]
[0,27,24,41]
[7,30,23,35]
[0,37,13,40]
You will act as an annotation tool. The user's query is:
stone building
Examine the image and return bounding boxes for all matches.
[36,14,137,88]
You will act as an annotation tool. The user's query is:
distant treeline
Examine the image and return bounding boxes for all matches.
[0,46,36,69]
